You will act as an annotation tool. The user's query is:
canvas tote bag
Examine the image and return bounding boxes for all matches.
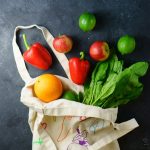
[12,24,139,150]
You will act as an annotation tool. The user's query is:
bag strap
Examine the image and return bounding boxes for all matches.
[88,119,139,150]
[12,24,70,83]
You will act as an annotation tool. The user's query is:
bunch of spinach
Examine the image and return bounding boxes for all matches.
[83,55,149,108]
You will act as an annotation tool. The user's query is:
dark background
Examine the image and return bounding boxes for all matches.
[0,0,150,149]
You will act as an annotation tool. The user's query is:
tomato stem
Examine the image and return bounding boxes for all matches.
[23,34,30,50]
[80,51,85,60]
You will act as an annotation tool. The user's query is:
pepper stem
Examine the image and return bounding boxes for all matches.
[80,51,85,60]
[23,34,30,50]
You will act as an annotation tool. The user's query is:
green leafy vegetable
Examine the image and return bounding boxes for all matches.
[83,55,149,108]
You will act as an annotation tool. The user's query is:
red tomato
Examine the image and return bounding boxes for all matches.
[89,41,110,61]
[53,35,73,53]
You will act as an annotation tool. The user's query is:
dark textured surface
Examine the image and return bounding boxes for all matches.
[0,0,150,149]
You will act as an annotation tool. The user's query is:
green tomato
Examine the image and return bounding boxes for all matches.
[117,35,136,55]
[62,90,78,101]
[79,12,96,32]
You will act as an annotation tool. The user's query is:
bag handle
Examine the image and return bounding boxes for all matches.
[88,119,139,150]
[12,24,70,83]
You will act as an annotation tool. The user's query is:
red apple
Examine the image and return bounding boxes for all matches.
[89,41,110,61]
[53,35,73,53]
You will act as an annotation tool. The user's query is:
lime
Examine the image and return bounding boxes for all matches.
[62,90,78,101]
[79,12,96,32]
[117,35,136,55]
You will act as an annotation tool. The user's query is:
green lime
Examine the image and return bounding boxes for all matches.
[62,90,78,101]
[79,12,96,32]
[117,35,136,55]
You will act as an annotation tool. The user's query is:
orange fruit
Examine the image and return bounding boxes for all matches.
[34,74,63,103]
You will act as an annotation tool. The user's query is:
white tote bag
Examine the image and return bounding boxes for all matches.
[12,24,139,150]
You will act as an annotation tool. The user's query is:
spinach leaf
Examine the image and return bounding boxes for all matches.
[93,58,123,104]
[101,62,149,108]
[83,54,149,108]
[83,55,117,105]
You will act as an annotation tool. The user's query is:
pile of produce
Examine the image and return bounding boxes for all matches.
[21,12,149,108]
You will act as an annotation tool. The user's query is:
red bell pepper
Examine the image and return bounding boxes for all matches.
[69,52,90,85]
[22,34,52,70]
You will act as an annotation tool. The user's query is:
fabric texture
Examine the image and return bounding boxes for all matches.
[12,25,139,150]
